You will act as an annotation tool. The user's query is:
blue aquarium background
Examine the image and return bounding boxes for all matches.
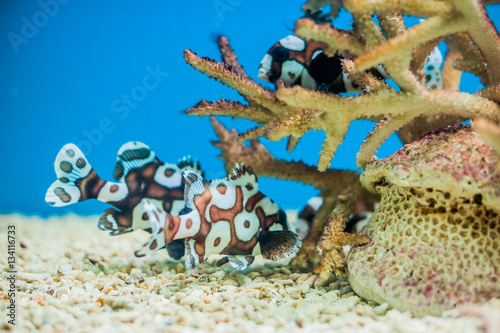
[1,1,499,216]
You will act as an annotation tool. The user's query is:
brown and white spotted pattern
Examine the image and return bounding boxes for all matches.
[136,164,301,271]
[46,142,203,237]
[259,34,443,95]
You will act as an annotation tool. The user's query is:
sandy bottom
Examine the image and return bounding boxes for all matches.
[0,214,495,332]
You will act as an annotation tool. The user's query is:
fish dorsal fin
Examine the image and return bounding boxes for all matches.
[183,170,209,209]
[113,142,157,181]
[177,156,204,177]
[259,230,302,261]
[225,163,259,190]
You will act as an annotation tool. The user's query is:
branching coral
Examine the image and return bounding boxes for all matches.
[314,185,370,279]
[186,1,500,171]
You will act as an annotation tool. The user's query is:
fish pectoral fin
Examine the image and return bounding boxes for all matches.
[97,208,133,236]
[259,230,302,261]
[216,257,229,267]
[133,200,166,257]
[184,239,197,268]
[113,141,157,181]
[227,255,254,271]
[166,239,185,260]
[182,170,209,209]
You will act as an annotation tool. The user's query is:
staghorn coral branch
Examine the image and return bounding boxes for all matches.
[455,0,500,84]
[318,134,347,172]
[354,16,457,72]
[291,195,338,270]
[473,117,500,171]
[351,13,385,47]
[265,110,323,141]
[278,85,499,120]
[210,117,361,193]
[276,85,498,168]
[184,50,291,117]
[346,0,500,85]
[342,59,391,93]
[314,185,370,278]
[187,100,276,123]
[217,36,249,80]
[378,13,405,39]
[397,114,467,144]
[475,84,500,104]
[441,49,463,91]
[237,123,275,142]
[357,114,415,167]
[343,0,453,17]
[446,33,489,85]
[286,136,301,152]
[409,39,442,76]
[303,0,343,18]
[474,118,500,155]
[295,18,366,56]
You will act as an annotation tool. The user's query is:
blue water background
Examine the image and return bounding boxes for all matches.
[1,1,499,216]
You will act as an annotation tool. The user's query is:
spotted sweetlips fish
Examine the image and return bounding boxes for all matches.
[135,164,302,270]
[258,34,443,93]
[45,142,203,246]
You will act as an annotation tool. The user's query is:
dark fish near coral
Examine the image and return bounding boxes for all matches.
[45,142,203,240]
[135,163,302,271]
[258,34,443,93]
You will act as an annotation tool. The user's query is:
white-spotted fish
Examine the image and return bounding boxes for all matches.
[45,142,202,256]
[258,34,443,93]
[135,163,302,271]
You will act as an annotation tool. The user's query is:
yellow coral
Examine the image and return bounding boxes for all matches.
[185,0,500,170]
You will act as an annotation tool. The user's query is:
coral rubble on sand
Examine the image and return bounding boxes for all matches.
[2,215,497,332]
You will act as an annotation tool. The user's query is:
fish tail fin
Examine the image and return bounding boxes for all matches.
[134,199,166,257]
[45,144,102,207]
[259,230,302,261]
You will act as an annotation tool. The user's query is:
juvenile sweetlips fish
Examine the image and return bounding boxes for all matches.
[258,34,443,93]
[135,163,302,271]
[45,142,202,250]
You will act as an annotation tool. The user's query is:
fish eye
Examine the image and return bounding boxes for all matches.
[270,46,290,63]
